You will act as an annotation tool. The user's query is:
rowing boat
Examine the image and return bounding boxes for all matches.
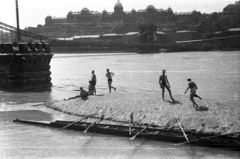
[13,118,240,150]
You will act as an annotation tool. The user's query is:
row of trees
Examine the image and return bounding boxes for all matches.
[178,10,240,35]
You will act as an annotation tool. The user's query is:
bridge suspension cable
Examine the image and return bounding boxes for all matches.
[0,21,50,40]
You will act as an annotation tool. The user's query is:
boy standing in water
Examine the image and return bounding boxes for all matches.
[159,69,174,101]
[106,69,116,93]
[185,78,202,109]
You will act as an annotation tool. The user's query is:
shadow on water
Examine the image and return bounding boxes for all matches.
[0,110,53,122]
[82,133,98,151]
[1,90,52,104]
[129,139,147,157]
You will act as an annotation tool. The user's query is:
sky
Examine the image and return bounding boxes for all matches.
[0,0,237,29]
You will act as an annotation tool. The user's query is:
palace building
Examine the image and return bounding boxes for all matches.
[37,0,177,38]
[26,0,239,44]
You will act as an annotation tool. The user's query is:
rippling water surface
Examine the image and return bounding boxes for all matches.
[0,51,240,159]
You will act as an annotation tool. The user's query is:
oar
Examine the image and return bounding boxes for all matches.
[130,122,154,140]
[58,116,88,131]
[174,117,189,143]
[175,131,240,146]
[83,115,104,133]
[129,113,133,136]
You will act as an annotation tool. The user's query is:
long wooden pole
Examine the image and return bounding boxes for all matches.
[130,122,154,140]
[174,117,189,143]
[83,115,104,133]
[129,113,133,135]
[15,0,20,42]
[58,117,88,131]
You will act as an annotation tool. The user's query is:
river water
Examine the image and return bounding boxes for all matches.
[0,51,240,159]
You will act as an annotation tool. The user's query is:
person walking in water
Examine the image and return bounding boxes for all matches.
[91,70,97,95]
[106,69,116,93]
[159,69,174,101]
[184,77,202,109]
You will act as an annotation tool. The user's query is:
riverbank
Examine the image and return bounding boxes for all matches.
[46,92,240,134]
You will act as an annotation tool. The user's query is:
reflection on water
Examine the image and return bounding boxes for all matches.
[1,91,52,105]
[0,51,240,158]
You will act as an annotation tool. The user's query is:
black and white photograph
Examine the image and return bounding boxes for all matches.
[0,0,240,158]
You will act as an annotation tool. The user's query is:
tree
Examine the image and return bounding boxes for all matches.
[191,10,202,23]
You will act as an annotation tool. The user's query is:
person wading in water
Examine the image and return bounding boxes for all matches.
[106,69,116,93]
[159,69,175,101]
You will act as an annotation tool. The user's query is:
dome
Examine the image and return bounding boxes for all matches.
[115,0,123,8]
[146,5,155,10]
[102,9,107,15]
[167,7,173,13]
[46,16,52,19]
[146,5,156,13]
[67,11,73,16]
[81,7,90,14]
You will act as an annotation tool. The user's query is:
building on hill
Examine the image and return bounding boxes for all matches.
[27,0,221,43]
[222,1,240,17]
[30,0,181,38]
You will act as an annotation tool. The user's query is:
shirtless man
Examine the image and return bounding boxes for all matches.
[159,69,174,101]
[79,87,89,100]
[106,69,116,93]
[65,87,89,101]
[184,78,202,109]
[91,70,97,95]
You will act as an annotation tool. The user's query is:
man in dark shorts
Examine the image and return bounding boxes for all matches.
[106,69,116,93]
[159,69,174,101]
[185,77,202,109]
[91,70,97,95]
